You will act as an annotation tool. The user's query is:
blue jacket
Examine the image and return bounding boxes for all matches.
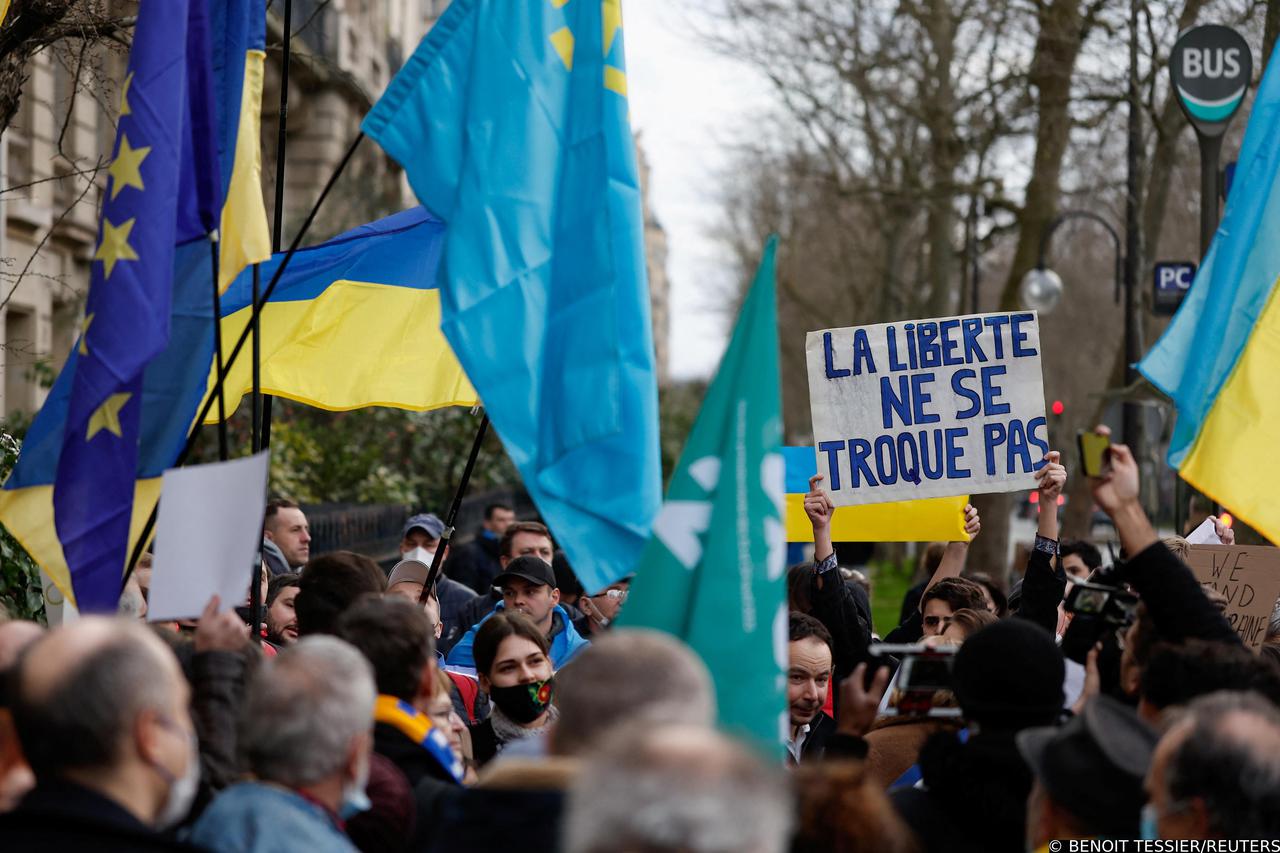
[446,602,589,672]
[188,782,357,853]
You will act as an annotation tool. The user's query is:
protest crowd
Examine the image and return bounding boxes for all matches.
[0,429,1276,853]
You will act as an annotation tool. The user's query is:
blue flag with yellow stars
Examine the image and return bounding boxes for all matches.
[52,0,221,613]
[362,0,661,596]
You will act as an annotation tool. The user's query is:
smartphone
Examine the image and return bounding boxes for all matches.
[1078,430,1111,478]
[868,643,961,718]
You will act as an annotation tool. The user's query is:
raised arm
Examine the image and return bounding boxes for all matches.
[805,475,872,677]
[1015,451,1068,632]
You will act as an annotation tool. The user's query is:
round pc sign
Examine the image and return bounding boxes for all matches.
[1171,25,1252,134]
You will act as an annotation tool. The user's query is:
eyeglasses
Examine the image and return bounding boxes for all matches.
[594,589,628,602]
[923,615,953,629]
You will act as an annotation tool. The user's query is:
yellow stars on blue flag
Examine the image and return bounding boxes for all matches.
[85,392,132,441]
[119,72,134,118]
[547,0,627,96]
[108,135,150,200]
[94,217,139,279]
[77,314,94,356]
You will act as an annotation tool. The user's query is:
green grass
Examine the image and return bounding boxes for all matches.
[868,557,915,638]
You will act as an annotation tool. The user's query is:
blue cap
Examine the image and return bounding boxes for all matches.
[402,513,445,540]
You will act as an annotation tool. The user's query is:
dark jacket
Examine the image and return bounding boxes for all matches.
[891,730,1032,853]
[436,576,480,652]
[1122,540,1238,645]
[374,720,459,850]
[1013,540,1064,634]
[261,537,292,577]
[346,752,417,853]
[809,553,873,682]
[425,787,563,853]
[797,711,838,762]
[899,578,929,626]
[0,779,206,852]
[445,532,504,596]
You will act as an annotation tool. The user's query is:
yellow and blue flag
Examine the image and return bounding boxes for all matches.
[782,447,969,543]
[362,0,660,594]
[0,0,271,610]
[1139,44,1280,543]
[205,207,477,418]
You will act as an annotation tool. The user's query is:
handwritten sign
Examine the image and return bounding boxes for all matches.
[1186,544,1280,649]
[806,312,1048,506]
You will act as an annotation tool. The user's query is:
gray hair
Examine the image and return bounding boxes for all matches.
[238,635,375,788]
[564,723,793,853]
[551,629,716,756]
[1164,691,1280,839]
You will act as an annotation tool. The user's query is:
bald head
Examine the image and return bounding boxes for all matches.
[551,629,716,756]
[0,621,42,672]
[12,618,186,780]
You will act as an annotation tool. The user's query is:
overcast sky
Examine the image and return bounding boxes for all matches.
[625,3,775,381]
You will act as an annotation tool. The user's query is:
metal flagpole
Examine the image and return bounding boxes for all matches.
[420,413,491,601]
[209,237,229,460]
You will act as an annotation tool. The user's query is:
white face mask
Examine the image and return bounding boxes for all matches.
[154,728,201,830]
[338,752,371,821]
[404,545,437,565]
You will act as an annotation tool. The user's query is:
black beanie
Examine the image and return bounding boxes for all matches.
[953,618,1065,731]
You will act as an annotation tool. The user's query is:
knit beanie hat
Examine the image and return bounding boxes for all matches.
[953,618,1065,731]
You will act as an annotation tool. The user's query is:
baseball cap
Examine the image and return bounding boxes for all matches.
[494,555,556,589]
[402,513,444,540]
[387,556,429,589]
[1016,695,1157,836]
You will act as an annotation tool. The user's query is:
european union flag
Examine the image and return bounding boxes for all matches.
[52,0,221,613]
[363,0,661,595]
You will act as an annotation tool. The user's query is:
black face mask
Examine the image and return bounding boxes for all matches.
[489,678,555,724]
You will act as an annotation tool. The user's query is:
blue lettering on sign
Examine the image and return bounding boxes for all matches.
[1028,416,1049,465]
[881,376,912,429]
[823,331,850,379]
[940,319,962,366]
[874,435,898,485]
[981,365,1010,416]
[818,440,845,491]
[983,422,1006,476]
[1155,262,1196,292]
[945,428,970,478]
[849,439,877,488]
[887,326,907,372]
[917,322,940,368]
[1011,313,1038,357]
[961,318,987,363]
[983,315,1010,358]
[852,328,877,375]
[911,373,940,424]
[952,369,981,419]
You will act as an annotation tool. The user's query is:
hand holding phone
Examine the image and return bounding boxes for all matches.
[1078,430,1111,478]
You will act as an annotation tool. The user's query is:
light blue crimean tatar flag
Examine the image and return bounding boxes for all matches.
[361,0,660,596]
[622,239,788,755]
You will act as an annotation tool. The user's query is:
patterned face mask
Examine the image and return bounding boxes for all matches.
[489,678,555,724]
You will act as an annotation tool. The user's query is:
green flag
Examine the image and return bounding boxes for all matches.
[622,237,786,753]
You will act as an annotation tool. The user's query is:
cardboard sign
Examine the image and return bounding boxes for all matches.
[806,312,1048,507]
[1186,544,1280,648]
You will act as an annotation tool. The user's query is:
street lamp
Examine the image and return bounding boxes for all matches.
[1018,210,1123,318]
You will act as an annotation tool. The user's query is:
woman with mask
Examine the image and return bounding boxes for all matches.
[468,613,557,766]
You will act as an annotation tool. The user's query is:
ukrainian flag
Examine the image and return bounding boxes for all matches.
[782,447,968,542]
[0,0,270,608]
[1139,44,1280,543]
[205,208,477,419]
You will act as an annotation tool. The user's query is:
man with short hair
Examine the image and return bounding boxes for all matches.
[574,577,630,638]
[294,551,386,637]
[0,618,202,850]
[919,577,988,638]
[401,512,446,554]
[1144,691,1280,840]
[336,597,463,846]
[564,724,792,853]
[263,499,311,573]
[190,636,377,852]
[1059,539,1102,584]
[265,573,301,647]
[446,555,589,671]
[446,503,516,595]
[786,613,836,763]
[398,513,479,647]
[1018,695,1158,846]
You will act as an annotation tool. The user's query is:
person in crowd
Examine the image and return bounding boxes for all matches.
[0,619,42,813]
[294,551,386,637]
[573,576,630,639]
[961,571,1007,617]
[916,578,988,639]
[1138,639,1280,722]
[401,512,446,554]
[445,503,515,595]
[0,618,203,850]
[446,555,589,671]
[118,573,149,620]
[933,607,997,645]
[1018,695,1158,847]
[189,636,377,852]
[426,669,478,782]
[398,514,479,650]
[787,612,836,764]
[264,572,301,647]
[335,596,464,847]
[1059,539,1102,584]
[263,498,311,574]
[899,542,947,626]
[791,760,921,853]
[891,618,1066,853]
[468,612,558,765]
[1145,691,1280,840]
[449,520,562,645]
[563,723,792,853]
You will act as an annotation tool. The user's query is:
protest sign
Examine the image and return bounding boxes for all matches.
[1186,544,1280,648]
[806,312,1048,506]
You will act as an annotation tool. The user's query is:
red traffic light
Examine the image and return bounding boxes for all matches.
[1051,400,1065,416]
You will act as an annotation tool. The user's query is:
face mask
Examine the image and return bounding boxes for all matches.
[1140,803,1160,841]
[153,727,201,830]
[405,546,437,565]
[339,753,372,821]
[489,678,554,724]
